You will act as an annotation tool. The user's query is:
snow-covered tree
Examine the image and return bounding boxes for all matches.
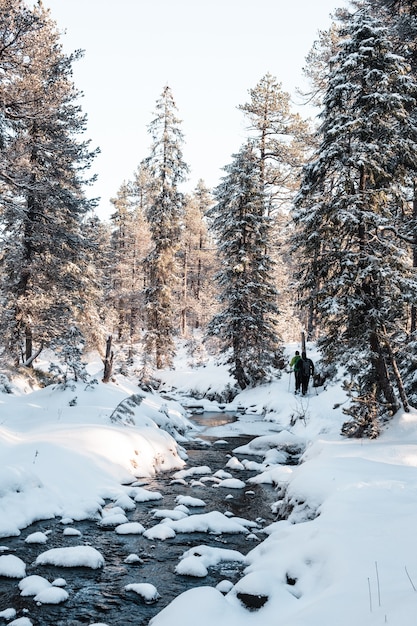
[109,178,151,344]
[238,73,310,209]
[143,85,189,369]
[0,2,99,367]
[238,74,311,341]
[368,0,417,405]
[207,142,281,390]
[179,180,217,335]
[293,7,417,435]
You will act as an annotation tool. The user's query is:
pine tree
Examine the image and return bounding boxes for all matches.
[179,180,217,336]
[109,179,151,344]
[207,142,281,390]
[0,2,99,368]
[238,73,310,210]
[368,0,417,405]
[293,7,417,435]
[143,85,189,369]
[238,74,311,340]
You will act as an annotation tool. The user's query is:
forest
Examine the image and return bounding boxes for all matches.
[1,0,417,438]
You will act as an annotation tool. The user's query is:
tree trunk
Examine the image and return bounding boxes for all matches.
[23,341,44,368]
[102,335,114,383]
[370,331,398,413]
[411,179,417,335]
[301,331,306,355]
[25,324,33,365]
[383,330,410,413]
[181,250,187,336]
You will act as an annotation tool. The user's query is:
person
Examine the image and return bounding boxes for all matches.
[290,350,302,393]
[295,351,314,396]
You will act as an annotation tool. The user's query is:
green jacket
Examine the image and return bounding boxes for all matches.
[290,354,301,369]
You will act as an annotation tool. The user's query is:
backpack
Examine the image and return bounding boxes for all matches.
[301,358,311,376]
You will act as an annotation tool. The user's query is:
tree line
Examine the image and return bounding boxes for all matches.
[1,0,417,438]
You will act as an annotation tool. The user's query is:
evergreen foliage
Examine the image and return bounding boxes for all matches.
[293,6,417,434]
[0,1,99,368]
[109,177,151,344]
[179,181,218,335]
[238,74,310,339]
[207,142,281,389]
[238,73,310,209]
[143,85,189,369]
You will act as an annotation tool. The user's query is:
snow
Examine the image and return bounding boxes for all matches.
[19,575,52,596]
[216,477,246,489]
[35,546,105,569]
[125,582,160,603]
[1,343,417,624]
[115,521,145,534]
[143,524,177,541]
[33,586,69,605]
[162,510,251,535]
[175,494,206,507]
[0,554,26,578]
[24,532,48,544]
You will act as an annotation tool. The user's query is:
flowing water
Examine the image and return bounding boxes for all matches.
[0,413,278,626]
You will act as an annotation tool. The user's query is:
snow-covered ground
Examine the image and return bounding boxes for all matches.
[1,343,417,625]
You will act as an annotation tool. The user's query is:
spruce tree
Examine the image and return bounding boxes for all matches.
[143,86,189,369]
[293,7,417,435]
[0,2,99,368]
[207,142,281,390]
[369,0,417,405]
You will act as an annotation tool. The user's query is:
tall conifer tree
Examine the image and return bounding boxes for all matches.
[207,142,281,389]
[179,181,217,335]
[0,2,98,367]
[143,85,189,369]
[293,7,417,435]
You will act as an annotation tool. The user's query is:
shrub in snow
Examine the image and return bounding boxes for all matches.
[109,393,145,425]
[0,374,12,394]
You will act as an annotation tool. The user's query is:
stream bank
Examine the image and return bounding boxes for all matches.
[0,412,279,626]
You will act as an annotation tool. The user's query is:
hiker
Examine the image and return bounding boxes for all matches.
[290,350,302,393]
[295,351,314,396]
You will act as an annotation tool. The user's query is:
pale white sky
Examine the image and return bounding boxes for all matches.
[42,0,347,220]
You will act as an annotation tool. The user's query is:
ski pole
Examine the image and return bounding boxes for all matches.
[288,369,292,391]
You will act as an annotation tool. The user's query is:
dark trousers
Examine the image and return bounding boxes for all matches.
[295,371,302,391]
[301,375,310,395]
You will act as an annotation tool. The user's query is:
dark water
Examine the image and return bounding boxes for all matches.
[0,413,277,626]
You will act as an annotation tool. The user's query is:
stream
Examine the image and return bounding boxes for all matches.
[0,412,278,626]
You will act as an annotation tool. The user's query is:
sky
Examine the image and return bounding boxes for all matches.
[1,343,417,624]
[40,0,348,220]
